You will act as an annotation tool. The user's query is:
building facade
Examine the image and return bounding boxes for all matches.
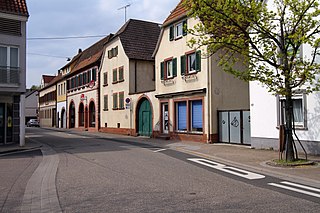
[99,19,160,136]
[249,0,320,155]
[0,0,29,145]
[66,35,113,131]
[153,1,250,143]
[25,89,38,123]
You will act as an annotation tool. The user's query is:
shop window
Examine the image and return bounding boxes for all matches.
[176,101,187,131]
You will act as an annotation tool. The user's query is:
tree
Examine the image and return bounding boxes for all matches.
[185,0,320,161]
[30,85,40,90]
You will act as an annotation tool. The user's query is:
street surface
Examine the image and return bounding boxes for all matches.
[0,128,319,212]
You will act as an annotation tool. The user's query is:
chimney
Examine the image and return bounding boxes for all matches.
[78,48,82,54]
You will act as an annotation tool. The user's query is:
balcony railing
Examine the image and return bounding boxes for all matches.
[0,66,20,84]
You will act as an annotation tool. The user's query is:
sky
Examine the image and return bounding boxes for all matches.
[26,0,180,88]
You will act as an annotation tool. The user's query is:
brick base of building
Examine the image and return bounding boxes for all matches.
[99,127,134,136]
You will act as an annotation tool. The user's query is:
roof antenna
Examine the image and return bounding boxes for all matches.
[118,4,131,23]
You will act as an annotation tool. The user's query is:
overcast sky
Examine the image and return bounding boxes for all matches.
[26,0,179,88]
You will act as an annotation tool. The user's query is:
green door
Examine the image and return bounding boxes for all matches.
[138,99,152,136]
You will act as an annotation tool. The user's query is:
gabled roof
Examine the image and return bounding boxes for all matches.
[113,19,161,61]
[71,34,113,74]
[163,0,187,27]
[39,73,62,92]
[0,0,29,17]
[42,75,55,84]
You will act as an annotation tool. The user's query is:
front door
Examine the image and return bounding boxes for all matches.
[162,103,169,134]
[0,104,4,144]
[138,99,152,136]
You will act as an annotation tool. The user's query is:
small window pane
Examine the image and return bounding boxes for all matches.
[166,60,173,78]
[104,95,108,110]
[177,102,187,131]
[188,53,196,72]
[176,22,183,38]
[10,47,18,67]
[0,46,7,67]
[119,92,124,109]
[113,69,117,82]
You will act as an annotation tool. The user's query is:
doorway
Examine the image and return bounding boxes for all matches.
[137,98,152,136]
[162,103,169,134]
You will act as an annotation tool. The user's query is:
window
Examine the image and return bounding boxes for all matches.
[119,92,124,109]
[103,95,108,110]
[175,99,203,133]
[176,102,187,131]
[169,20,187,41]
[278,93,307,128]
[190,100,203,132]
[175,22,183,38]
[113,93,118,109]
[103,72,108,85]
[166,60,173,78]
[0,46,19,84]
[92,68,97,81]
[113,68,117,83]
[108,46,118,59]
[160,58,177,80]
[119,66,124,81]
[181,50,201,75]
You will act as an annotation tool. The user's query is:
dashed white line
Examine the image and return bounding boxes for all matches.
[268,182,320,198]
[153,149,167,153]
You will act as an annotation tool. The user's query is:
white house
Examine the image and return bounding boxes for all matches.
[250,0,320,155]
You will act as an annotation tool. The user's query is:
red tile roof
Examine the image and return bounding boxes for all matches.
[42,75,55,84]
[71,34,113,74]
[163,0,187,26]
[0,0,29,17]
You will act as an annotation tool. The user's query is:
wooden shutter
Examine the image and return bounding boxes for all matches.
[169,26,174,41]
[180,55,186,75]
[182,20,187,36]
[160,62,164,80]
[196,50,201,72]
[173,58,177,77]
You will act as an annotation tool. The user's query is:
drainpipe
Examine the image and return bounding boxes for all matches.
[207,50,211,143]
[135,60,137,93]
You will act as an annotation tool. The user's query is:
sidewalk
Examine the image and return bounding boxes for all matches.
[1,127,319,188]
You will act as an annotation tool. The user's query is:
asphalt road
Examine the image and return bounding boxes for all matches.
[1,128,319,212]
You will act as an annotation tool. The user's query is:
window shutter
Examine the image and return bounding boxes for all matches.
[169,26,174,41]
[180,55,186,75]
[160,62,164,80]
[196,50,201,72]
[173,58,177,77]
[182,20,187,36]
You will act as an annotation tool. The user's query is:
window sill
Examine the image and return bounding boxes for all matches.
[175,130,203,135]
[118,79,124,83]
[175,36,183,41]
[103,84,108,87]
[103,109,108,111]
[112,81,118,84]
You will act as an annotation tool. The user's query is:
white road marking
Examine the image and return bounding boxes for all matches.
[268,182,320,198]
[153,149,167,153]
[187,158,265,180]
[281,181,320,193]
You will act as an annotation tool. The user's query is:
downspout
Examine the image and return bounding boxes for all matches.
[207,49,211,143]
[135,60,137,93]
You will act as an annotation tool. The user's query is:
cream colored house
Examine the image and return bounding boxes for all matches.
[38,74,59,127]
[153,1,250,143]
[99,19,160,136]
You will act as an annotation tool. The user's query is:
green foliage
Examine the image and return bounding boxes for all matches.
[186,0,320,95]
[30,85,40,90]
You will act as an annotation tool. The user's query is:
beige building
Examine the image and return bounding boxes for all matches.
[152,1,250,143]
[99,19,160,136]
